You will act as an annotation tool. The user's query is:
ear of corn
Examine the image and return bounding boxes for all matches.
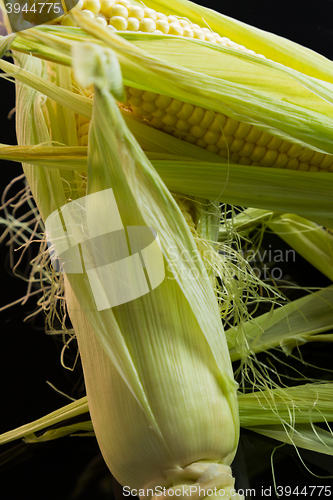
[2,7,333,228]
[63,41,241,494]
[11,39,243,497]
[30,14,333,160]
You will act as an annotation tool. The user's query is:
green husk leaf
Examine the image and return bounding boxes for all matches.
[238,383,333,427]
[144,0,333,82]
[227,287,333,360]
[268,214,333,282]
[0,397,89,445]
[247,424,333,457]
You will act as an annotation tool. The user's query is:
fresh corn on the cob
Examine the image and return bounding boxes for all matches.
[60,0,333,172]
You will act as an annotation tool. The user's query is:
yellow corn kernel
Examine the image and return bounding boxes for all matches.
[176,103,195,120]
[163,125,174,134]
[79,134,89,146]
[172,129,186,139]
[190,125,206,138]
[206,144,219,154]
[169,23,184,36]
[256,131,272,147]
[127,17,140,30]
[287,143,304,158]
[128,6,144,20]
[272,153,289,169]
[150,117,164,128]
[151,108,165,119]
[204,34,216,43]
[142,91,158,102]
[216,135,233,149]
[234,122,251,140]
[175,119,192,132]
[183,27,194,37]
[165,99,183,115]
[95,16,108,26]
[155,95,172,109]
[61,14,78,26]
[239,143,255,157]
[250,145,266,162]
[139,18,156,32]
[230,152,241,162]
[286,158,299,170]
[110,16,128,29]
[223,117,239,136]
[209,114,227,132]
[298,148,314,162]
[78,122,90,137]
[196,138,207,148]
[115,0,130,6]
[193,29,205,40]
[129,87,143,97]
[238,157,252,165]
[76,114,89,128]
[162,114,178,126]
[183,134,197,144]
[319,155,333,169]
[81,9,95,19]
[310,152,325,165]
[142,101,157,113]
[143,8,157,21]
[100,0,115,17]
[156,12,167,20]
[83,0,101,14]
[266,137,283,150]
[109,4,128,17]
[245,127,262,144]
[203,130,220,145]
[278,141,291,153]
[259,149,278,167]
[168,16,179,24]
[188,107,205,125]
[156,19,169,34]
[199,110,215,129]
[229,138,245,153]
[131,106,148,117]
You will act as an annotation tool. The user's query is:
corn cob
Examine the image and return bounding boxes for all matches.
[61,0,333,172]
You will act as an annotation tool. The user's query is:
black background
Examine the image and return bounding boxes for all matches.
[1,1,333,498]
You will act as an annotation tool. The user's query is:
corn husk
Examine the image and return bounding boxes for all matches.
[6,38,243,497]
